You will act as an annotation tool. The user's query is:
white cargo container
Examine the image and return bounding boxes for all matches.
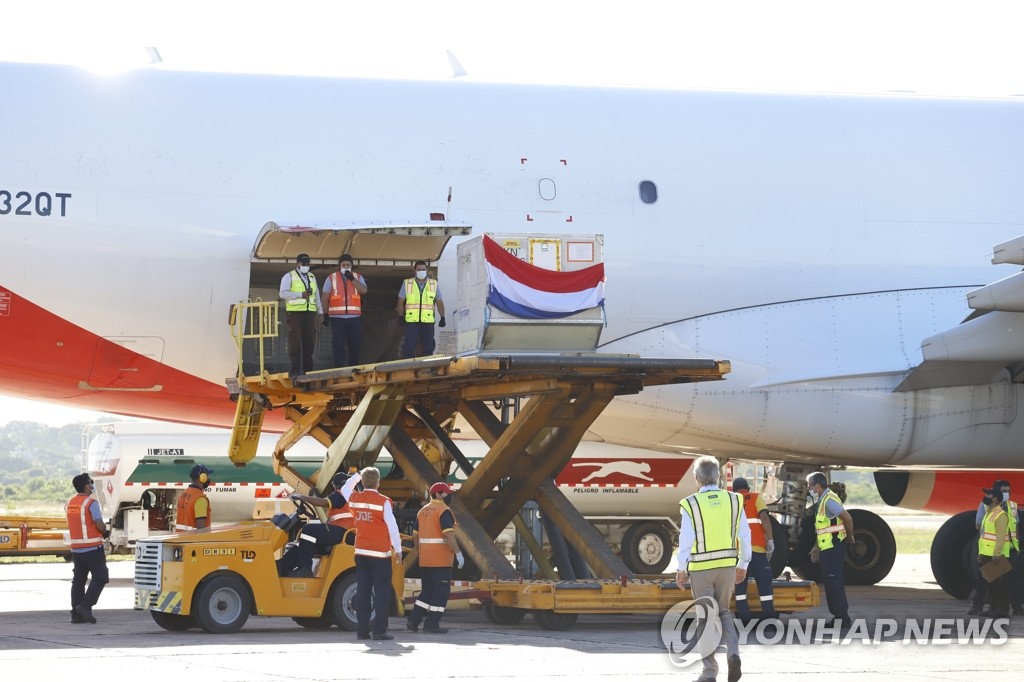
[454,233,606,354]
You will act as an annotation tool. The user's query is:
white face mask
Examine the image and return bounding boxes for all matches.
[298,265,310,274]
[415,270,427,280]
[340,266,351,272]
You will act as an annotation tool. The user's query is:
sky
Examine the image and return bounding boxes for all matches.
[1,0,1022,426]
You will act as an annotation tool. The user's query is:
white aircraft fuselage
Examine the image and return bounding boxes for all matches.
[3,62,1023,469]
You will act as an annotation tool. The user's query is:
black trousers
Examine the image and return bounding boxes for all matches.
[819,541,850,620]
[328,317,363,367]
[287,311,317,374]
[401,322,436,358]
[355,554,393,636]
[735,550,776,619]
[71,547,108,610]
[276,523,351,575]
[976,555,1010,615]
[408,566,453,628]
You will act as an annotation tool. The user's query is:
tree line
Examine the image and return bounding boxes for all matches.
[0,420,94,507]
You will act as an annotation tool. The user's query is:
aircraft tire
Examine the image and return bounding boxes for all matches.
[844,509,896,585]
[767,516,790,578]
[930,510,978,599]
[620,522,673,574]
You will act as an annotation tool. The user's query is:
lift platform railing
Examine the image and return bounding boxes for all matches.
[228,299,279,380]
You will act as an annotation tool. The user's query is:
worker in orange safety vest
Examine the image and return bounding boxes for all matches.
[731,478,778,622]
[66,473,108,624]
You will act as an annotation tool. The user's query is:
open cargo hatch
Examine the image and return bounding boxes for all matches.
[244,221,473,372]
[253,221,473,266]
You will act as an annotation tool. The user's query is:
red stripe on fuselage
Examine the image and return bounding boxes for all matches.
[925,471,1024,515]
[0,285,286,429]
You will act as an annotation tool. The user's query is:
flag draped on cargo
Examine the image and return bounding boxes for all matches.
[482,235,605,319]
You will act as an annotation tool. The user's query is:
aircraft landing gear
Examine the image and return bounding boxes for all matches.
[930,510,978,599]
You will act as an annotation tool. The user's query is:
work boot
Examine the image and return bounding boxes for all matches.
[406,619,420,632]
[70,609,87,624]
[727,654,742,682]
[371,632,394,640]
[73,604,97,624]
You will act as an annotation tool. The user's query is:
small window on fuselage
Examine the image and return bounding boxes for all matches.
[639,180,658,204]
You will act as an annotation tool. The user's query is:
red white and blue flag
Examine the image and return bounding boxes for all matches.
[482,236,605,319]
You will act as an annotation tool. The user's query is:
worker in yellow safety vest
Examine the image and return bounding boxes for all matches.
[972,478,1021,615]
[807,471,854,629]
[278,253,321,376]
[675,456,749,682]
[397,260,445,358]
[972,486,1012,617]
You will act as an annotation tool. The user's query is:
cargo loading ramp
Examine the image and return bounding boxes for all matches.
[226,324,730,582]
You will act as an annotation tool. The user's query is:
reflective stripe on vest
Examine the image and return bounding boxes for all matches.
[979,507,1011,558]
[328,271,362,316]
[417,500,456,567]
[1006,500,1019,551]
[681,489,742,571]
[404,278,437,323]
[328,500,355,530]
[350,489,393,557]
[741,492,766,550]
[286,270,319,312]
[814,490,846,550]
[65,494,103,549]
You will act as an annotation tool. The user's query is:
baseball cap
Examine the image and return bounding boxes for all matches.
[731,477,750,492]
[429,482,454,496]
[296,253,311,264]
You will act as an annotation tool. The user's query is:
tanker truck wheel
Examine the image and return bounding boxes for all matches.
[620,522,673,574]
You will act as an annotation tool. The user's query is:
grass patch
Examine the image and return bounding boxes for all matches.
[893,527,937,554]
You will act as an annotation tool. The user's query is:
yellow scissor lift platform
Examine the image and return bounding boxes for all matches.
[226,300,817,629]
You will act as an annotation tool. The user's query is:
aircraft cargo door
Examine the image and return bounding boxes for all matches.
[246,221,472,373]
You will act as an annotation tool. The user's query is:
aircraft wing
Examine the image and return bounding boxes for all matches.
[896,235,1024,392]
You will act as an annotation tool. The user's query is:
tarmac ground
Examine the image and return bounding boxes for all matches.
[1,551,1021,681]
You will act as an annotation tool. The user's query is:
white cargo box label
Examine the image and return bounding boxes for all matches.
[455,233,605,354]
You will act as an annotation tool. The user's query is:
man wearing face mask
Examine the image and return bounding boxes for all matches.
[279,253,321,376]
[66,473,108,624]
[397,260,446,358]
[972,480,1020,615]
[321,253,367,368]
[407,482,464,634]
[974,488,1012,618]
[806,471,854,629]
